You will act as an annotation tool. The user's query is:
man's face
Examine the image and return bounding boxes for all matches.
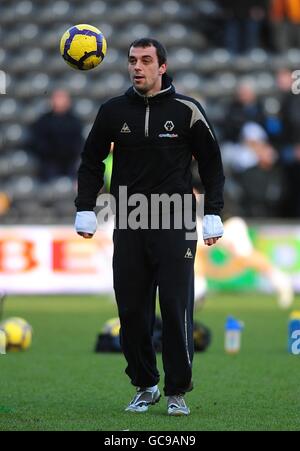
[128,45,167,96]
[51,90,71,114]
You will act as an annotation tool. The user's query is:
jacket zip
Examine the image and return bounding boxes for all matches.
[144,97,150,137]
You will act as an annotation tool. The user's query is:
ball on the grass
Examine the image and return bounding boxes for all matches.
[0,317,32,351]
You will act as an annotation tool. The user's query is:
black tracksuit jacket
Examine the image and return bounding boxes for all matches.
[75,74,225,216]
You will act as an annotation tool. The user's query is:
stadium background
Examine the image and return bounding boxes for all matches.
[1,0,300,432]
[1,0,300,292]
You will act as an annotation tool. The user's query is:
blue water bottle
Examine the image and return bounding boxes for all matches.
[288,311,300,355]
[225,316,244,354]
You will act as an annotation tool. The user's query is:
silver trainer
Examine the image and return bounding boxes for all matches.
[167,395,190,416]
[125,387,161,413]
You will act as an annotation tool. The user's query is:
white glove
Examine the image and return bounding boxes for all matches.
[75,211,97,235]
[202,215,224,240]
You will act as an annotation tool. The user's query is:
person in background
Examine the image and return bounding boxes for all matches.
[222,82,266,142]
[269,0,300,52]
[194,216,294,310]
[223,122,286,218]
[221,0,266,54]
[29,90,83,182]
[275,68,300,217]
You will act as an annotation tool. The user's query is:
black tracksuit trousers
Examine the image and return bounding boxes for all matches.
[112,222,197,396]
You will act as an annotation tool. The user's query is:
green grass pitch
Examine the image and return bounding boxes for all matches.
[0,293,300,431]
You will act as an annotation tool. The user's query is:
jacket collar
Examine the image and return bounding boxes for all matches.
[125,73,175,101]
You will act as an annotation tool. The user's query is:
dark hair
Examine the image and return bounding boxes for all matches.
[128,38,167,67]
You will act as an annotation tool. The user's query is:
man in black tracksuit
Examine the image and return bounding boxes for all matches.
[75,38,225,416]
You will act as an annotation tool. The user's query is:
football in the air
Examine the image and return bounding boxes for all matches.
[0,317,33,351]
[60,24,107,70]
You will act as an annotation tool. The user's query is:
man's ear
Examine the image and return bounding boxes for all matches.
[159,63,167,75]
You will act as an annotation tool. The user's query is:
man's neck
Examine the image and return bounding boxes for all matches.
[133,81,172,98]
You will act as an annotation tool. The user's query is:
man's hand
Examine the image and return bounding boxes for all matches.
[78,232,94,239]
[204,237,220,246]
[202,215,224,246]
[75,211,97,239]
